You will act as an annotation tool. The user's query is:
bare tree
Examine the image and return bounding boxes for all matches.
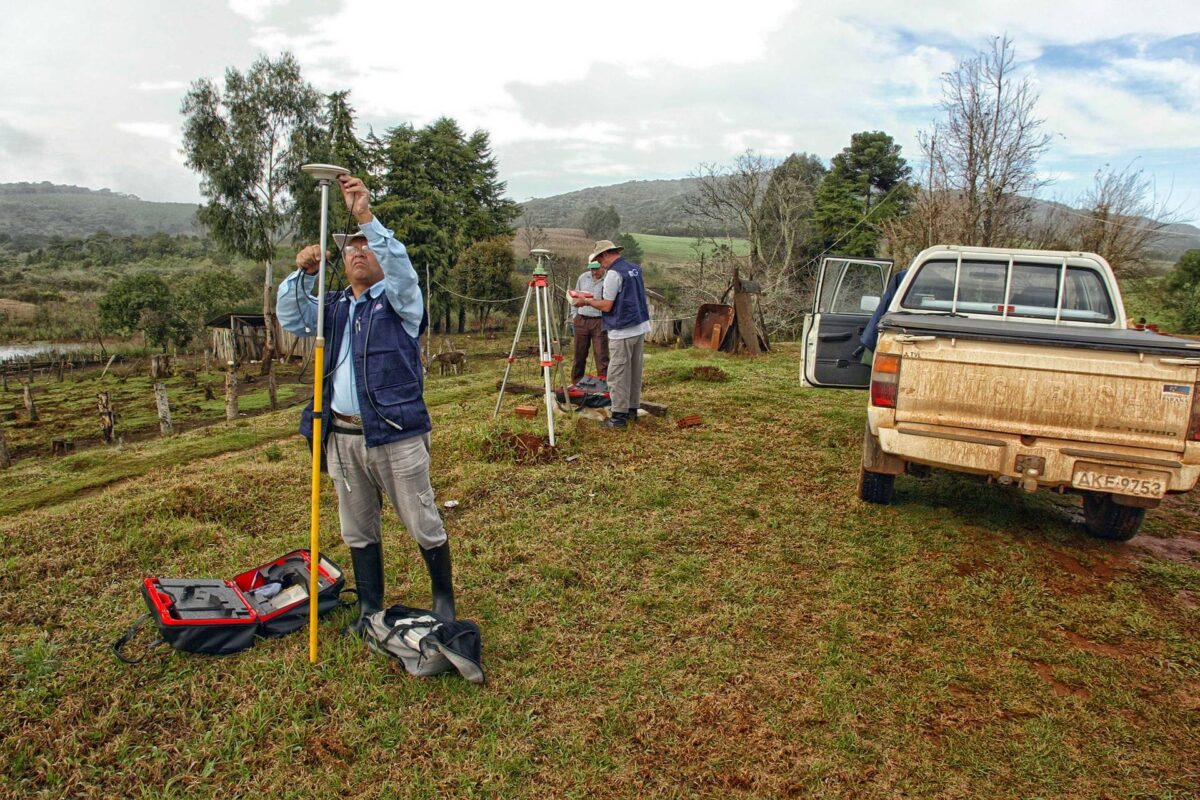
[1067,163,1181,276]
[518,207,548,256]
[684,152,774,280]
[891,36,1053,257]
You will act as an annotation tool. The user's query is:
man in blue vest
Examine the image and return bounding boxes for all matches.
[572,239,650,429]
[277,174,455,632]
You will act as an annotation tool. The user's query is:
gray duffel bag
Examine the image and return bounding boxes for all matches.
[363,604,486,684]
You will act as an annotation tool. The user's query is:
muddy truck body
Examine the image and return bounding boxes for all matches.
[800,246,1200,540]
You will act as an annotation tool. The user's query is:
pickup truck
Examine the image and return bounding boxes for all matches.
[800,245,1200,541]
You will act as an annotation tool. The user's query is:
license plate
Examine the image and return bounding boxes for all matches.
[1071,462,1168,498]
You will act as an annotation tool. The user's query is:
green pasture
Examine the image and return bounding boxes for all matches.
[1,343,1197,798]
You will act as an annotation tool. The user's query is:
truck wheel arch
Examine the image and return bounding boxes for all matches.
[862,424,904,475]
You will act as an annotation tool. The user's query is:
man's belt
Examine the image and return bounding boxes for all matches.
[331,411,363,435]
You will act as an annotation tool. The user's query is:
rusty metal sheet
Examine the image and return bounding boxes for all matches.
[694,304,734,351]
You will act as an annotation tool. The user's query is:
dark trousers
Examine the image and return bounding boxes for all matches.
[571,315,609,383]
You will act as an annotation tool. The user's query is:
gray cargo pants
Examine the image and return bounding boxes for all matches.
[607,334,645,413]
[326,430,447,550]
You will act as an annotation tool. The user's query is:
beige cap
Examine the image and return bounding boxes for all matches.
[587,239,623,263]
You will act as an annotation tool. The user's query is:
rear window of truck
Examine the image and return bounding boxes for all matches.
[900,259,1116,323]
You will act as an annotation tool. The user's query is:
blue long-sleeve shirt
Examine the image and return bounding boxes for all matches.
[277,216,424,415]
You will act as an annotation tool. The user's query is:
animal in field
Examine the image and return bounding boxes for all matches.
[427,338,466,376]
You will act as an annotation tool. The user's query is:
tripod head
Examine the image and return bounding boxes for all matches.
[530,248,551,277]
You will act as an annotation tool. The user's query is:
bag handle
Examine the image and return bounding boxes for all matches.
[112,613,163,664]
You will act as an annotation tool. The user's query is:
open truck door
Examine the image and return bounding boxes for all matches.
[801,256,893,388]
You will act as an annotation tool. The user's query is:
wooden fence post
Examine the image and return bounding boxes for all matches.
[225,362,238,420]
[267,359,278,411]
[23,383,37,422]
[150,354,173,379]
[154,382,173,435]
[1,370,7,391]
[98,391,116,444]
[0,423,10,469]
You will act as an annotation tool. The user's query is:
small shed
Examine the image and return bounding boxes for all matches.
[207,313,312,366]
[646,288,694,346]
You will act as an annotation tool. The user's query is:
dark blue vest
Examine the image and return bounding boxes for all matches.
[601,258,650,332]
[300,287,430,450]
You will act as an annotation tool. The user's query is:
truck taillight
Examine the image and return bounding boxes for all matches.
[1188,382,1200,441]
[870,354,901,408]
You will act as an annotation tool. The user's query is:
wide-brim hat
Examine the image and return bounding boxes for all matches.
[333,229,369,248]
[587,239,623,263]
[588,260,602,270]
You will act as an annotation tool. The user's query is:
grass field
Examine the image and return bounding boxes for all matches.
[632,233,750,265]
[1,342,1198,798]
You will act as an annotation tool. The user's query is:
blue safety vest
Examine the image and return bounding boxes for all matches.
[601,258,650,332]
[300,288,430,449]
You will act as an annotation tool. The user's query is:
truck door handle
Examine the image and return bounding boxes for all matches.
[1159,357,1200,366]
[894,334,936,343]
[819,332,852,342]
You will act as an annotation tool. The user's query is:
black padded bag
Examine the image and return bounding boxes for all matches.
[114,550,347,662]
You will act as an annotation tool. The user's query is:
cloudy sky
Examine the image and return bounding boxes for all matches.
[2,1,1199,221]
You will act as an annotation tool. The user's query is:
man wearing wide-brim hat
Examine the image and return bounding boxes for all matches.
[572,239,651,429]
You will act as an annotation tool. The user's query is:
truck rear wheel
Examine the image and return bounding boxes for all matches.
[858,469,895,505]
[1081,492,1145,541]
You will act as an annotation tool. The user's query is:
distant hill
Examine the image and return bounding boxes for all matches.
[1154,222,1200,261]
[521,178,1200,261]
[0,182,201,245]
[521,178,710,237]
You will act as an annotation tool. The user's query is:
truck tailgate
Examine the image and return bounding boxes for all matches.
[895,339,1196,453]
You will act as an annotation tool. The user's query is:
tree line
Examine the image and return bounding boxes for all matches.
[180,53,519,370]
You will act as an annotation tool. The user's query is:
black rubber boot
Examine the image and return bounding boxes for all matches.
[346,542,384,636]
[421,540,456,620]
[600,410,628,429]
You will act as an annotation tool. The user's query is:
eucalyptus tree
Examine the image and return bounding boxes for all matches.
[181,52,324,369]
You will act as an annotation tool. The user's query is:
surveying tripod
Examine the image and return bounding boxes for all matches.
[493,249,568,445]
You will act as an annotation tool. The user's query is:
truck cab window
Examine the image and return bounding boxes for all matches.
[902,258,1116,323]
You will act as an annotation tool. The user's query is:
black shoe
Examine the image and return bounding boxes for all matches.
[346,543,384,636]
[626,408,640,424]
[600,411,627,429]
[421,540,456,621]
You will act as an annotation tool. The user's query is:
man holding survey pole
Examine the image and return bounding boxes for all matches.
[278,174,455,632]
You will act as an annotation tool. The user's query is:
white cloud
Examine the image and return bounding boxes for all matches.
[2,0,1199,219]
[1039,70,1200,155]
[133,80,188,91]
[227,0,290,23]
[1110,56,1200,105]
[116,122,180,147]
[721,130,795,156]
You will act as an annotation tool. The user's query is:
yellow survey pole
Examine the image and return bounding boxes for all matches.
[301,164,346,664]
[308,337,324,663]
